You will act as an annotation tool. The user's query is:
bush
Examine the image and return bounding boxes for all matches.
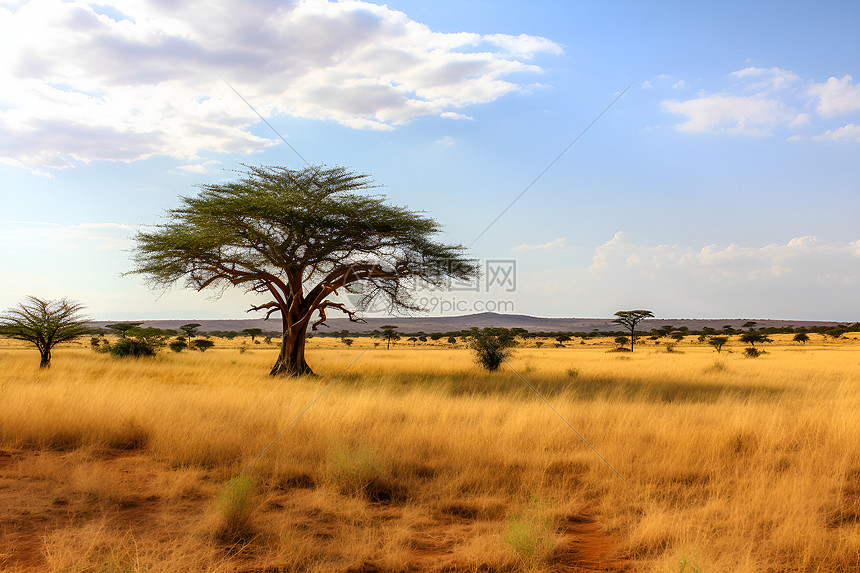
[214,476,255,543]
[468,327,517,372]
[503,496,554,564]
[325,444,385,497]
[192,339,214,352]
[168,340,187,353]
[109,338,157,358]
[744,347,764,358]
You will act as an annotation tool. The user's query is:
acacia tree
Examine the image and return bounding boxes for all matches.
[129,164,478,376]
[612,309,654,352]
[0,296,90,368]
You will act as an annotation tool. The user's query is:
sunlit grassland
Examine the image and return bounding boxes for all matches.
[0,336,858,571]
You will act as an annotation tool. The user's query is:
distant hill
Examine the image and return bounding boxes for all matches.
[89,312,846,335]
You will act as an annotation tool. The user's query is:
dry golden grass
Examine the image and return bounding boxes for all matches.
[0,336,858,572]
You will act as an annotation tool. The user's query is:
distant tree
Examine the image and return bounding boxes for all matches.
[613,310,654,352]
[708,336,729,353]
[381,325,400,350]
[111,338,157,358]
[430,333,443,341]
[128,164,478,376]
[341,338,354,347]
[671,332,685,342]
[191,339,215,352]
[555,334,572,346]
[740,332,771,347]
[127,326,170,347]
[418,335,427,343]
[742,321,758,332]
[447,336,457,345]
[241,328,263,342]
[0,296,90,368]
[793,332,809,344]
[535,341,544,348]
[109,326,169,358]
[658,325,675,338]
[168,339,187,353]
[468,327,517,372]
[180,323,201,345]
[106,322,144,339]
[223,331,239,340]
[614,335,629,348]
[407,336,418,347]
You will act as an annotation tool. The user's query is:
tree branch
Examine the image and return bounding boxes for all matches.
[311,301,367,331]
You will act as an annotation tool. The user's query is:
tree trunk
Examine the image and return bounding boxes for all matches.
[270,321,313,376]
[39,347,51,368]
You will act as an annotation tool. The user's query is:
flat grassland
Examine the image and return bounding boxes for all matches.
[1,335,858,572]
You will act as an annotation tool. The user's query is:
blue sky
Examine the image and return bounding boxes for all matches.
[1,0,858,321]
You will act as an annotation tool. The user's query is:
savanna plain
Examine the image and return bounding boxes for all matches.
[1,334,859,572]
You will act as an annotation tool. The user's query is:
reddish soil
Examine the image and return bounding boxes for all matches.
[0,448,627,572]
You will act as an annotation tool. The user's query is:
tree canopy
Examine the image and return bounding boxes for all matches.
[129,164,479,376]
[0,296,90,368]
[612,309,654,352]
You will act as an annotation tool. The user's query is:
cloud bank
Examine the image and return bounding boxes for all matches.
[522,232,860,320]
[0,0,562,172]
[661,68,860,141]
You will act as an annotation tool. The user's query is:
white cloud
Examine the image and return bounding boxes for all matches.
[811,123,860,142]
[435,135,456,146]
[661,66,839,137]
[178,161,220,174]
[672,80,686,90]
[0,0,562,172]
[662,94,799,136]
[440,111,473,120]
[512,237,568,252]
[808,75,860,116]
[519,233,860,319]
[730,66,799,92]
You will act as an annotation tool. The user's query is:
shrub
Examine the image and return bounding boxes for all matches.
[109,338,157,358]
[468,327,517,372]
[191,339,214,352]
[325,444,386,498]
[503,496,554,564]
[168,340,187,353]
[214,476,256,543]
[744,347,764,358]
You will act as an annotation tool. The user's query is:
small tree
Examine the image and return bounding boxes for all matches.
[180,323,201,345]
[192,339,215,352]
[614,335,629,349]
[341,338,354,347]
[793,332,809,344]
[381,325,400,350]
[241,328,263,342]
[708,336,729,353]
[106,322,144,339]
[740,332,771,347]
[612,310,654,352]
[468,327,517,372]
[447,336,457,345]
[0,296,90,368]
[169,339,187,352]
[555,334,572,346]
[407,336,418,347]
